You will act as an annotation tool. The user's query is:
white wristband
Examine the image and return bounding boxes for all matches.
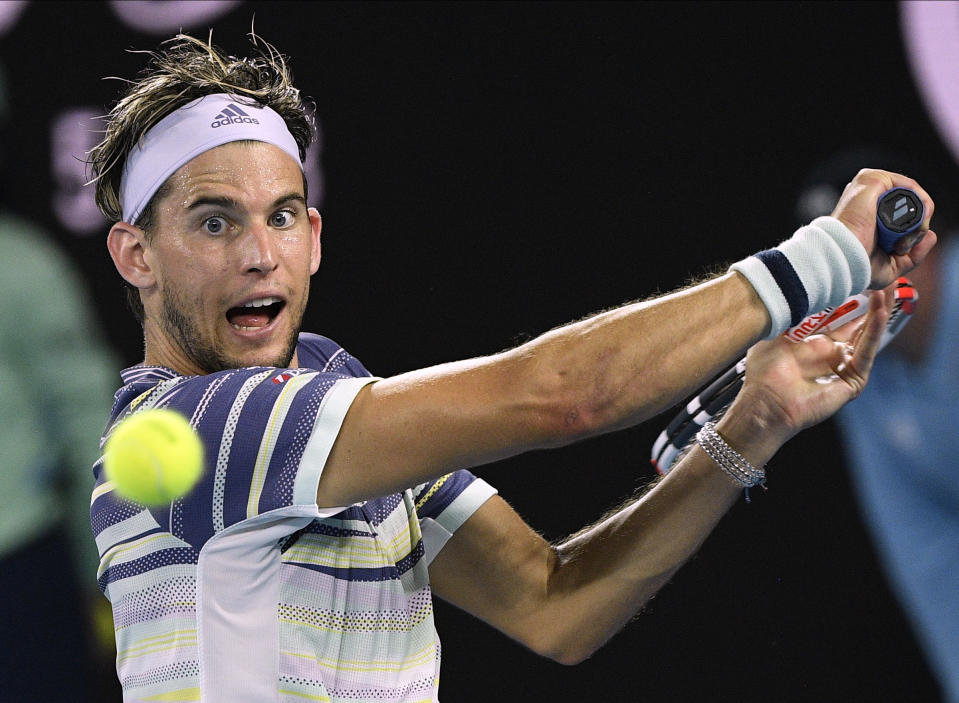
[730,216,870,339]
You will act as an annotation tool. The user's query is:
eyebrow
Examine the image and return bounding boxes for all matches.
[271,192,308,209]
[186,195,239,213]
[185,192,307,212]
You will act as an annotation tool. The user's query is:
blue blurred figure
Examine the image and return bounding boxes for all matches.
[797,146,959,703]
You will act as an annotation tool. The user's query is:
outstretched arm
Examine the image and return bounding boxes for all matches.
[323,272,768,506]
[429,290,891,664]
[319,169,934,508]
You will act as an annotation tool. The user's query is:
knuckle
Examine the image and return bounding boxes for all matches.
[847,368,868,397]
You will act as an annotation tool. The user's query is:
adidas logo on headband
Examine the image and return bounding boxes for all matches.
[211,103,260,128]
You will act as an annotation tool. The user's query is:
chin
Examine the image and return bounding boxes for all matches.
[194,329,300,374]
[223,348,291,371]
[236,335,299,370]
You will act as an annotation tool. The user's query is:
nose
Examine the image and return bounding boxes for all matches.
[240,223,279,274]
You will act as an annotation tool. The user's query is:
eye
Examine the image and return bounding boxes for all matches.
[269,210,295,228]
[202,216,229,235]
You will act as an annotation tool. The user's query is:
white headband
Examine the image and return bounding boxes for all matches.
[119,93,303,224]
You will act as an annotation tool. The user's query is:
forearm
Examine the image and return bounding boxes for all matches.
[534,407,785,664]
[508,271,769,435]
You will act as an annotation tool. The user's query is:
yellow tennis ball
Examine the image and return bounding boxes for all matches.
[104,408,204,505]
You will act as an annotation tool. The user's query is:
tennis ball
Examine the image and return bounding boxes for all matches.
[104,408,204,505]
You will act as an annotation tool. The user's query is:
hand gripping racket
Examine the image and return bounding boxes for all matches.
[650,277,917,475]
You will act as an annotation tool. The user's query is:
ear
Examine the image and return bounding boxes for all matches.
[308,207,322,275]
[107,221,156,289]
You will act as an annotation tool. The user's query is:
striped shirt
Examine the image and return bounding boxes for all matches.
[91,333,497,702]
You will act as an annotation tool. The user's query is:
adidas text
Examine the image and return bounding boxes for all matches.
[211,115,260,128]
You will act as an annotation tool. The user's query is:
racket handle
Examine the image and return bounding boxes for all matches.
[877,187,924,254]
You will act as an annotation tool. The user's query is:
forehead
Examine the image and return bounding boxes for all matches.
[162,140,305,205]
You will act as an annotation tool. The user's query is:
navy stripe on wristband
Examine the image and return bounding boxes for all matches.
[755,249,808,326]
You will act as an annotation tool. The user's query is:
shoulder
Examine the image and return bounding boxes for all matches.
[108,363,376,447]
[111,364,342,418]
[295,333,373,377]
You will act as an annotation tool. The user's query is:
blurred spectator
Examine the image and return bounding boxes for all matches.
[0,62,119,699]
[796,146,959,703]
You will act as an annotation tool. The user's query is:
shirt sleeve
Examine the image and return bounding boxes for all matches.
[96,366,377,551]
[412,470,498,565]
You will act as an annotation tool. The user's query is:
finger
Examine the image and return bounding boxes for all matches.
[790,335,854,380]
[822,312,867,345]
[842,290,889,385]
[891,228,938,272]
[846,283,895,348]
[893,230,925,256]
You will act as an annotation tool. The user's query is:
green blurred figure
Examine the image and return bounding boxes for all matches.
[0,63,119,699]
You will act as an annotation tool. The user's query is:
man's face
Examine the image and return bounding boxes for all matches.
[138,140,321,374]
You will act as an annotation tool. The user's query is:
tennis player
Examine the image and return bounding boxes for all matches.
[89,34,936,702]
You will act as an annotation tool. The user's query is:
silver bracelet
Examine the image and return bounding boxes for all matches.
[696,421,766,497]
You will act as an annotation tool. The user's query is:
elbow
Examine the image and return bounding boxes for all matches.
[528,633,598,667]
[548,647,594,668]
[516,614,603,666]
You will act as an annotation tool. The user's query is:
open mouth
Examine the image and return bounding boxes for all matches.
[226,296,286,331]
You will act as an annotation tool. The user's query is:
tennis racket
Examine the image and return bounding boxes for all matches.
[650,277,917,475]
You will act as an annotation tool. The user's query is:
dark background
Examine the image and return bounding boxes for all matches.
[1,1,953,700]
